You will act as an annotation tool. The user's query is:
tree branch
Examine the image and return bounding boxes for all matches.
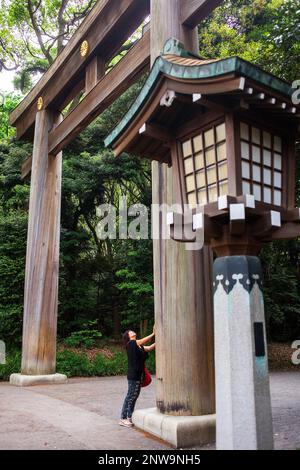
[0,59,17,72]
[32,0,42,15]
[25,65,47,74]
[27,0,54,65]
[0,37,19,66]
[65,0,95,27]
[24,39,43,60]
[57,0,69,54]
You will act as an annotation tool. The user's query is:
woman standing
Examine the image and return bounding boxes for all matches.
[119,327,155,428]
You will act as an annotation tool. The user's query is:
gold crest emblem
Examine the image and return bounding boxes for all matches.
[80,40,89,57]
[37,97,44,111]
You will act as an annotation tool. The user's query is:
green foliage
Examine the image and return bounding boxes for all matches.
[198,0,300,81]
[56,347,155,378]
[0,349,21,380]
[261,242,300,341]
[0,0,144,95]
[65,321,102,348]
[146,349,156,375]
[116,243,154,335]
[0,138,31,347]
[56,349,95,377]
[0,2,300,356]
[0,93,21,141]
[0,0,97,82]
[0,345,156,380]
[262,0,300,80]
[197,0,300,342]
[92,352,128,376]
[56,119,153,340]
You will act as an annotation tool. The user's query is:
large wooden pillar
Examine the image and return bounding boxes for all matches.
[151,0,215,416]
[21,110,62,376]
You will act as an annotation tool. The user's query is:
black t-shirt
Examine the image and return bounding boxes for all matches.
[127,340,148,381]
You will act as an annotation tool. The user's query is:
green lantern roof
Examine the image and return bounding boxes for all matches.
[105,38,294,149]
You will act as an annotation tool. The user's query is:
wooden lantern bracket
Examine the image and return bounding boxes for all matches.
[166,208,205,244]
[167,195,300,255]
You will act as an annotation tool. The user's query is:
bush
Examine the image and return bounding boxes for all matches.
[64,330,102,349]
[0,350,21,381]
[0,212,28,348]
[63,320,103,349]
[0,346,156,381]
[55,348,156,378]
[56,349,94,377]
[92,352,125,376]
[146,350,156,375]
[56,348,130,377]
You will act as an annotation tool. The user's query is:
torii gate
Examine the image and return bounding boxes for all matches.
[9,0,222,446]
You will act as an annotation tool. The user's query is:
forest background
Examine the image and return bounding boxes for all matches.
[0,0,299,378]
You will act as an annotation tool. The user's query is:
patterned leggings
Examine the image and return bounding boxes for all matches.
[121,379,142,419]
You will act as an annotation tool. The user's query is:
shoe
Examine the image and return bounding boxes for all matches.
[119,419,133,428]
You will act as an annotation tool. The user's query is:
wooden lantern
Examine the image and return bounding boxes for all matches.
[105,39,300,256]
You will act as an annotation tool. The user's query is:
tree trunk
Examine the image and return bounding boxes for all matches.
[112,300,121,339]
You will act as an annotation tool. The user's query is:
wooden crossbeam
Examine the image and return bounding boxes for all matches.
[251,210,281,237]
[11,0,224,142]
[14,0,226,179]
[181,0,223,28]
[21,31,150,180]
[21,156,33,181]
[10,0,150,140]
[85,56,106,94]
[58,78,86,114]
[245,92,265,102]
[264,222,300,240]
[48,30,150,156]
[139,122,173,143]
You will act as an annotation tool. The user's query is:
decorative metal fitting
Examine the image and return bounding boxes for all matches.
[37,96,44,111]
[80,40,89,57]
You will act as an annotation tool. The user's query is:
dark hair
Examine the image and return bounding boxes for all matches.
[122,330,131,349]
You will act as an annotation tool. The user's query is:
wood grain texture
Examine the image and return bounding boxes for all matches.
[181,0,223,28]
[151,0,198,59]
[85,56,106,94]
[10,0,112,124]
[48,30,150,155]
[151,0,215,416]
[21,111,62,375]
[152,162,215,416]
[21,155,33,181]
[226,112,241,196]
[11,0,150,139]
[21,34,149,178]
[285,135,296,209]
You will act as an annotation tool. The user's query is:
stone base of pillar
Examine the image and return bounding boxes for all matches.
[132,408,215,448]
[10,373,68,387]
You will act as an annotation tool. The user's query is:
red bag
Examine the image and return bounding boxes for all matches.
[142,366,152,387]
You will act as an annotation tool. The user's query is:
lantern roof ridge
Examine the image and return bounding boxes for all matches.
[162,38,202,59]
[104,39,295,149]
